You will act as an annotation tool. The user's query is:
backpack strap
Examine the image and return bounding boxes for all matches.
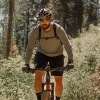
[53,23,63,45]
[53,23,57,37]
[38,23,59,39]
[38,25,41,39]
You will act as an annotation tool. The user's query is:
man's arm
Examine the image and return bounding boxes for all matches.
[57,26,73,60]
[25,27,38,64]
[57,26,74,70]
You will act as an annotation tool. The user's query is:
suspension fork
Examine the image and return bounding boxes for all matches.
[42,70,54,100]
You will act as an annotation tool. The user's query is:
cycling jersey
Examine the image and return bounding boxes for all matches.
[25,22,73,62]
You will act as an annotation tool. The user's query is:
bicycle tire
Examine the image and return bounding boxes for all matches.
[41,90,51,100]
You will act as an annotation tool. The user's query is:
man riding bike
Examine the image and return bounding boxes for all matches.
[24,8,74,100]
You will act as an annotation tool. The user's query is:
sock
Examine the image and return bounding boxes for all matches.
[56,96,60,100]
[36,93,41,100]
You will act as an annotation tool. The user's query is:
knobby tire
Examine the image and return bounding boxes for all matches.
[41,90,51,100]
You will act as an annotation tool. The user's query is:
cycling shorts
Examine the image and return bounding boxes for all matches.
[34,52,64,76]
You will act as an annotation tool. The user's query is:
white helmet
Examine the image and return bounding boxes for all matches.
[37,8,52,18]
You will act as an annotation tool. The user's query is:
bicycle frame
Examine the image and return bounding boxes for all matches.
[22,64,74,100]
[41,66,54,100]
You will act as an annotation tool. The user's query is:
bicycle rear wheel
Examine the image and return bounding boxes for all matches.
[41,90,51,100]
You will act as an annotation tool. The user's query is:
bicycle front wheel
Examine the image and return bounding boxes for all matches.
[41,90,51,100]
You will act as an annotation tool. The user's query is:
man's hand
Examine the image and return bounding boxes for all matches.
[66,59,74,71]
[22,64,31,73]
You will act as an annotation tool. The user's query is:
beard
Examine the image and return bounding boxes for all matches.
[41,23,50,30]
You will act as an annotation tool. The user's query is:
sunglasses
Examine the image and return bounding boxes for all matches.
[39,17,50,22]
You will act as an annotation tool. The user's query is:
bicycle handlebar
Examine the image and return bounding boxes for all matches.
[22,64,74,74]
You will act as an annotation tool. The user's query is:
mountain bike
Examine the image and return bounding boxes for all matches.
[22,64,74,100]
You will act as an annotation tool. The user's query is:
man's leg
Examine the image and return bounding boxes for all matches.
[34,52,48,100]
[49,54,64,100]
[54,76,63,100]
[35,70,43,100]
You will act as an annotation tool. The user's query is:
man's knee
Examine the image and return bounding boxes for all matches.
[55,76,63,86]
[35,71,43,81]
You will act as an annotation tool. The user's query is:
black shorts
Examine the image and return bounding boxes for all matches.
[34,52,64,76]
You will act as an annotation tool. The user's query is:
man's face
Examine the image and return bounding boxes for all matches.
[39,16,51,30]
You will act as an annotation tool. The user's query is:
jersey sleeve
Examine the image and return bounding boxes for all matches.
[57,26,73,60]
[25,26,39,62]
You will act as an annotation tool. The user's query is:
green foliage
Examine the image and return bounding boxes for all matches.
[62,72,98,100]
[0,56,36,100]
[62,24,100,100]
[0,24,100,100]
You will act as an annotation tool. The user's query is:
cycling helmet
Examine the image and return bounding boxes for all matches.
[37,8,52,18]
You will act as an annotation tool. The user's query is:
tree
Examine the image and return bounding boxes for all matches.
[6,0,15,59]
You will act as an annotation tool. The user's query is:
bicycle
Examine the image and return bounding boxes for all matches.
[22,64,74,100]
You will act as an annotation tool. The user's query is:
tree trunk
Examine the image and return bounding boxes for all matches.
[6,0,15,59]
[29,0,34,7]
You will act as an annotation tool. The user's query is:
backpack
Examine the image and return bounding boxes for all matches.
[38,23,59,40]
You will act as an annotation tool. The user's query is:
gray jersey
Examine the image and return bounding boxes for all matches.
[25,22,73,62]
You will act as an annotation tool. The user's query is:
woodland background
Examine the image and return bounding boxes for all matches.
[0,0,100,59]
[0,0,100,100]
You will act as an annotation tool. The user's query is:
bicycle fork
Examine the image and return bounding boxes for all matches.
[42,70,54,100]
